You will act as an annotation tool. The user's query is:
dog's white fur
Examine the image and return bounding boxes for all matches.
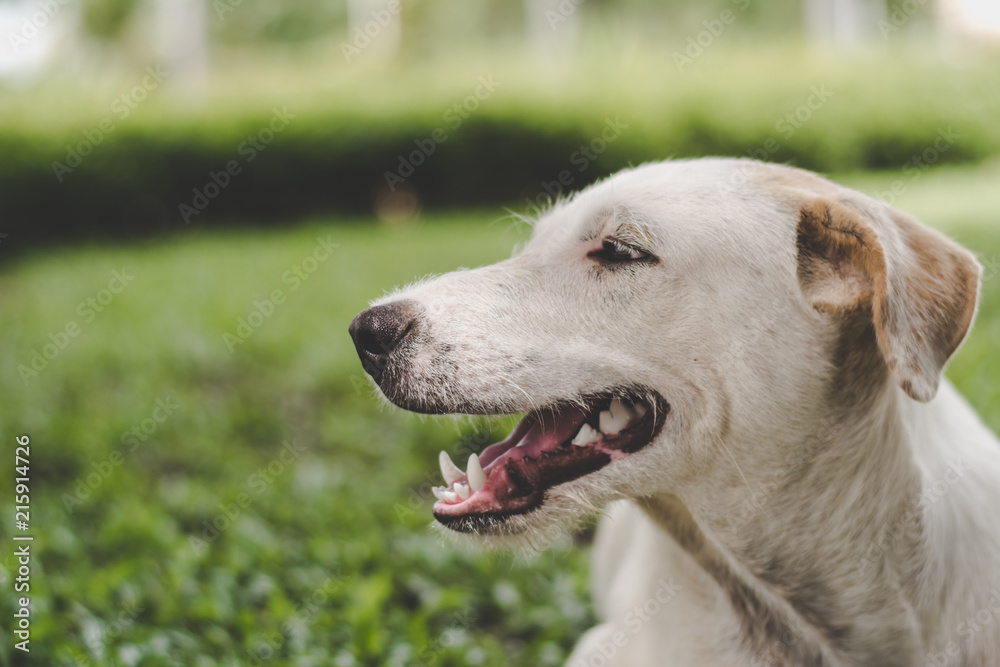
[375,159,1000,666]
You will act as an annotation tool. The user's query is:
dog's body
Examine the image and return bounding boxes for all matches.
[350,158,1000,666]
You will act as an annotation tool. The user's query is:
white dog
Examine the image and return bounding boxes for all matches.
[349,158,1000,666]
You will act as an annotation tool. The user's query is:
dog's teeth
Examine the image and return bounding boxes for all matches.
[454,482,470,499]
[571,423,601,446]
[467,453,486,492]
[609,398,634,422]
[598,410,615,434]
[431,486,447,501]
[442,490,459,503]
[633,401,648,418]
[439,451,464,486]
[599,402,632,436]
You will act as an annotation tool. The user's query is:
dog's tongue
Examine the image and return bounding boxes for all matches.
[431,399,653,528]
[478,404,589,469]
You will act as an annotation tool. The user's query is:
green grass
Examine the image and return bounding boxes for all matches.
[1,213,597,667]
[1,165,999,666]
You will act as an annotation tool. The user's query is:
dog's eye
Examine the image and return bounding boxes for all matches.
[591,239,651,264]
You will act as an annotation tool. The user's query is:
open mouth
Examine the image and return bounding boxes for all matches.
[432,389,669,533]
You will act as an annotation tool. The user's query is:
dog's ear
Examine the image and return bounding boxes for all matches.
[796,197,980,402]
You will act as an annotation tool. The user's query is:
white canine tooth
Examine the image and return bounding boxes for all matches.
[431,486,447,500]
[467,453,486,492]
[633,402,648,418]
[598,410,615,434]
[439,450,464,486]
[442,490,459,503]
[455,483,470,499]
[599,402,632,436]
[571,423,602,446]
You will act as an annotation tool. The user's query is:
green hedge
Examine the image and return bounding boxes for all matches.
[2,47,999,247]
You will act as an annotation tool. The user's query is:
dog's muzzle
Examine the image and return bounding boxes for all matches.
[349,300,670,534]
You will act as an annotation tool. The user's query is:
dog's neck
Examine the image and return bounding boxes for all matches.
[640,330,927,665]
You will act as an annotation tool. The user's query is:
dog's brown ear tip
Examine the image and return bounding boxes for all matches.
[898,375,938,403]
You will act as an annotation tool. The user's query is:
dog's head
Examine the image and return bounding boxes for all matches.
[349,158,980,545]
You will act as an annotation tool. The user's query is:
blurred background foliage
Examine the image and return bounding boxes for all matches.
[0,0,999,665]
[0,0,997,246]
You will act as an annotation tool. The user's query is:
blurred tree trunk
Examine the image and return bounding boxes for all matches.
[524,0,579,57]
[803,0,886,46]
[150,0,209,96]
[347,0,401,62]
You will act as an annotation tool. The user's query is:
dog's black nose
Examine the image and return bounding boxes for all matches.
[349,301,418,383]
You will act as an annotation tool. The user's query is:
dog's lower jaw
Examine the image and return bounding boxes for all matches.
[431,480,620,553]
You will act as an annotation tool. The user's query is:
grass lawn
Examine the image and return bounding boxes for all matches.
[1,164,998,667]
